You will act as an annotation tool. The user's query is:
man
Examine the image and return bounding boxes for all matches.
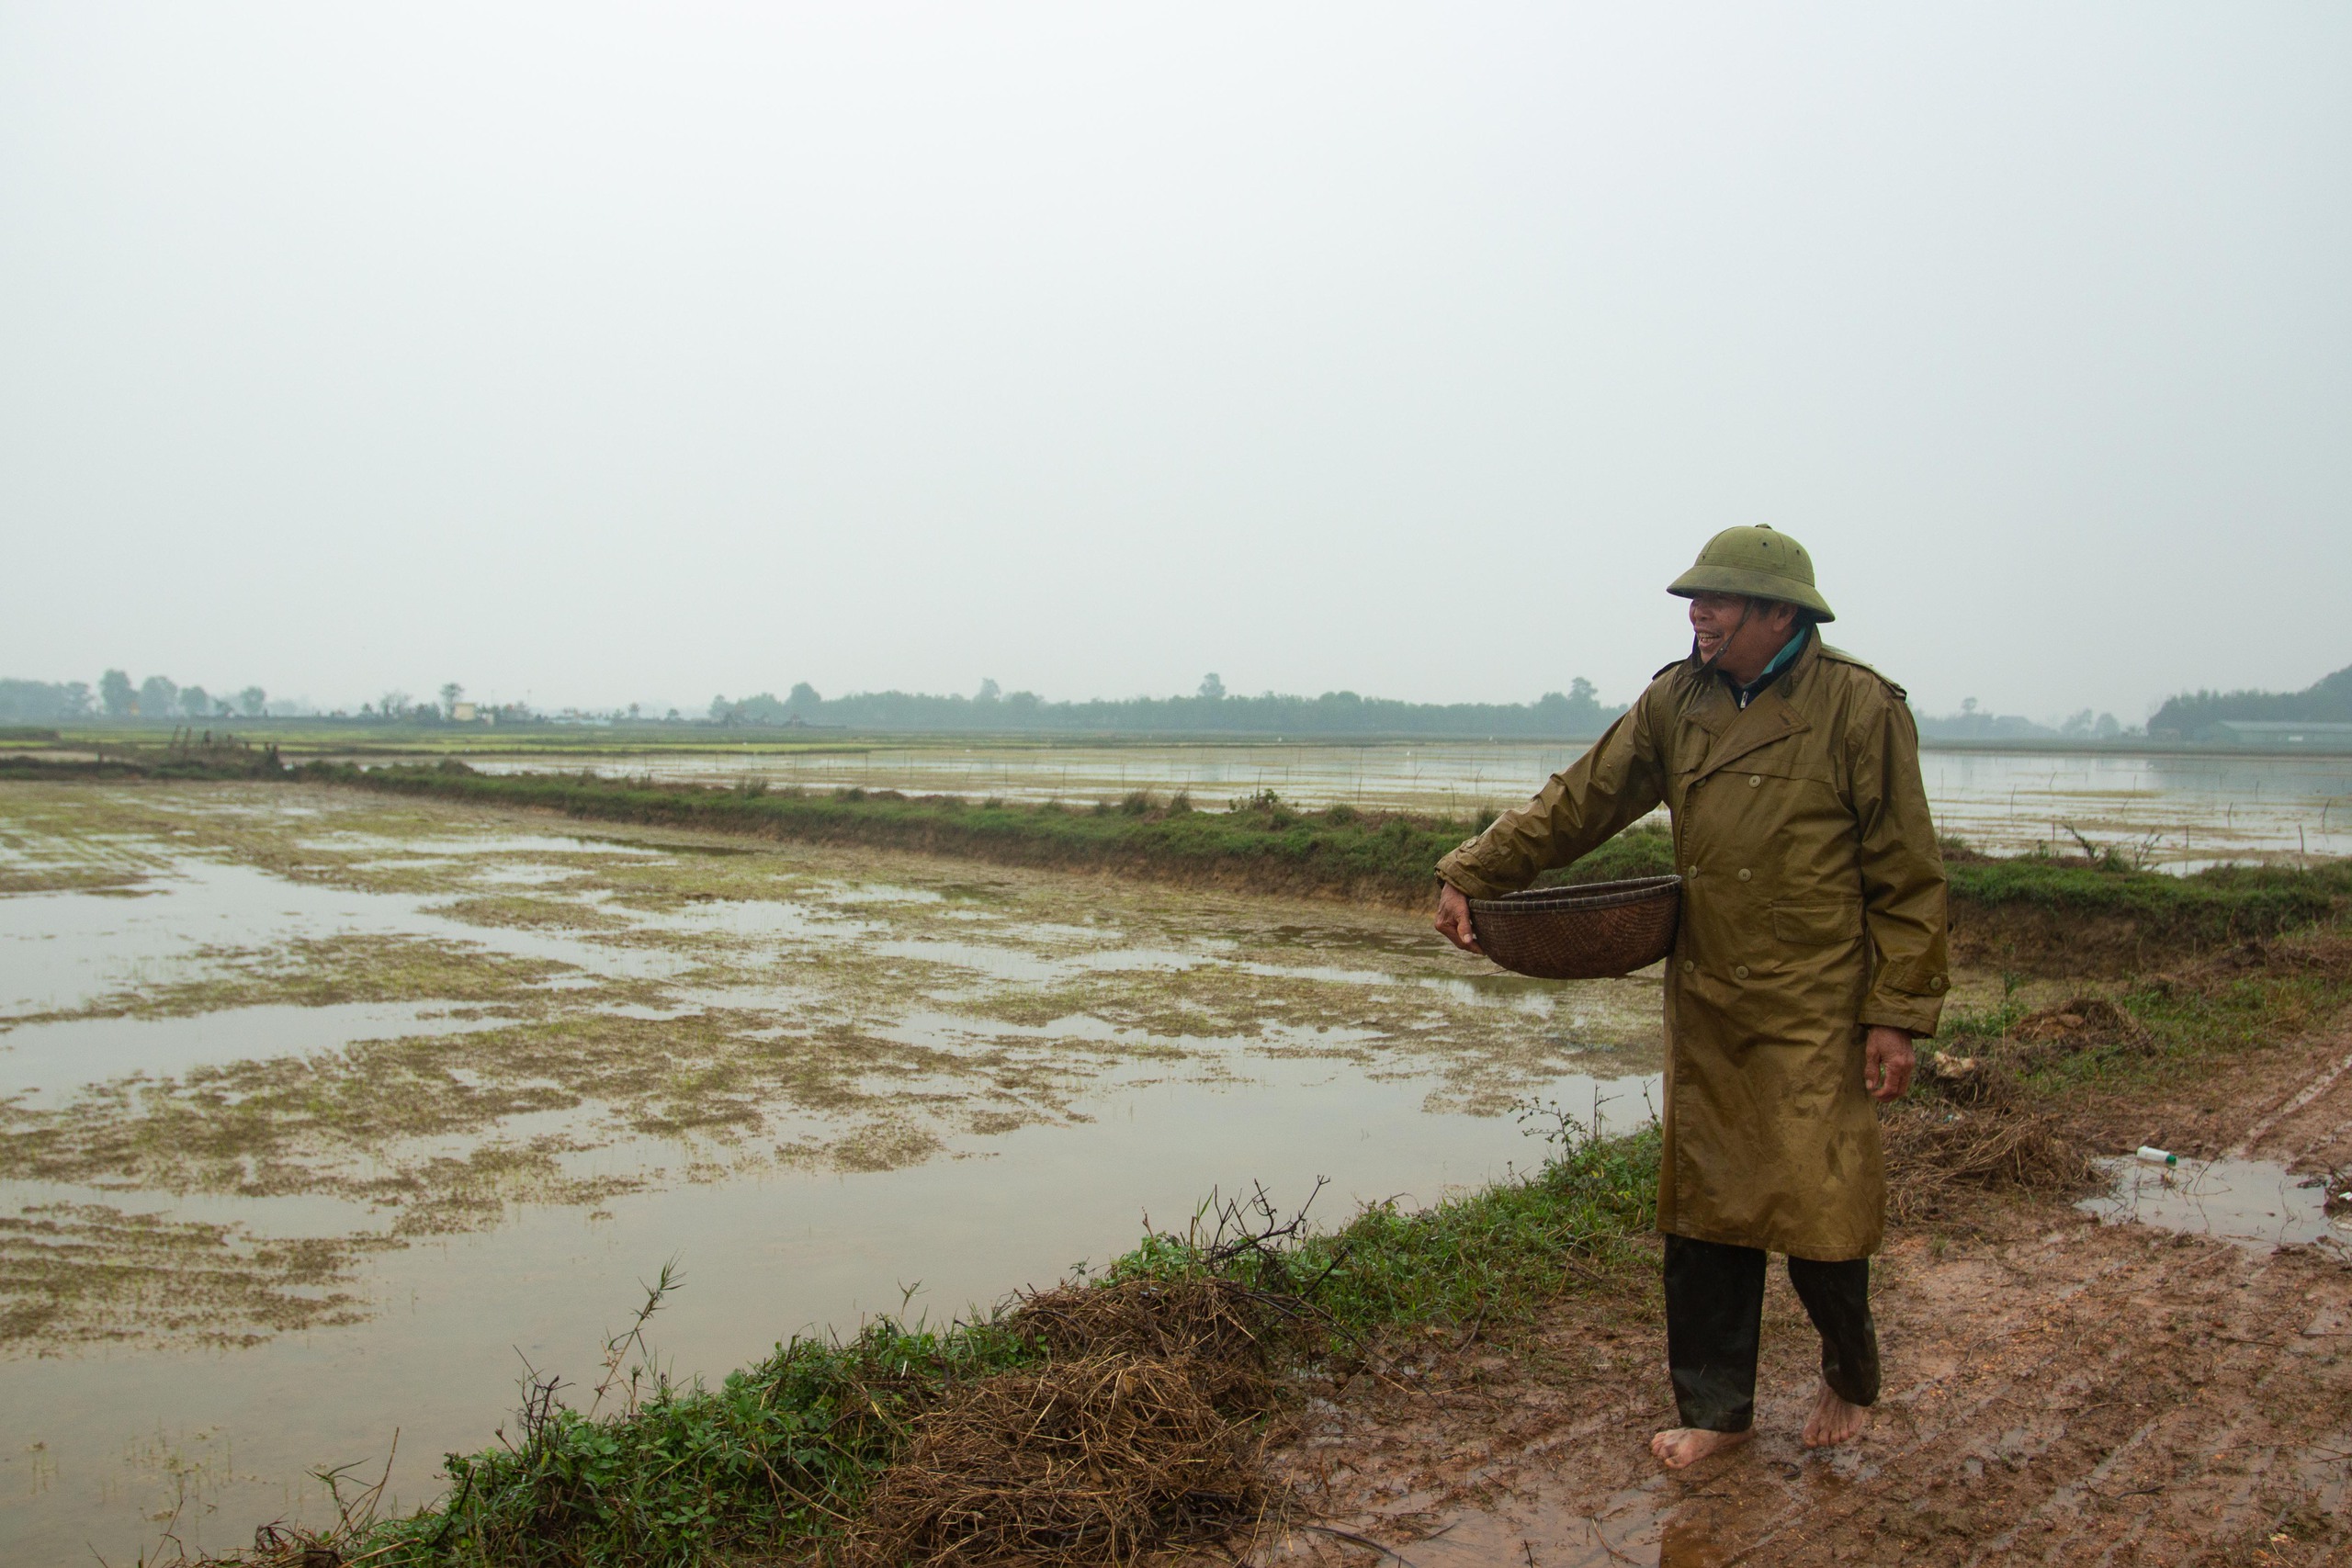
[1431,525,1949,1469]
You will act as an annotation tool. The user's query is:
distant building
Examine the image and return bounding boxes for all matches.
[2197,720,2352,750]
[450,702,479,723]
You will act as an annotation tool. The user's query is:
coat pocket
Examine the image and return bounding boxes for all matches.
[1770,902,1861,946]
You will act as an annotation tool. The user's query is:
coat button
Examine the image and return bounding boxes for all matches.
[1737,868,1751,881]
[1686,863,1699,876]
[1680,959,1695,975]
[1748,774,1761,788]
[1929,975,1948,992]
[1734,964,1749,979]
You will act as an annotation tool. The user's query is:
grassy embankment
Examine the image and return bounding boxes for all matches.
[0,731,292,781]
[304,761,1619,905]
[309,762,2351,971]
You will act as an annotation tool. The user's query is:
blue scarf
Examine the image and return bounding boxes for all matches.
[1731,626,1811,709]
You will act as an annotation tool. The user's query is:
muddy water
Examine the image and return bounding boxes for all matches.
[450,742,2352,869]
[0,781,1661,1563]
[2081,1156,2352,1253]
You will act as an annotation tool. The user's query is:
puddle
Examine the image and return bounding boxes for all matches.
[2079,1156,2352,1253]
[1262,1482,1697,1567]
[0,1001,509,1106]
[0,857,694,1019]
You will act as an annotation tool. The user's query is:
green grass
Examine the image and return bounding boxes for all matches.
[1924,921,2352,1107]
[210,1119,1663,1567]
[367,1316,1035,1567]
[1262,1111,1661,1335]
[1942,854,2352,952]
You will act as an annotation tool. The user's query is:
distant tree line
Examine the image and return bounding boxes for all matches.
[0,670,520,725]
[0,670,277,723]
[19,659,2341,741]
[1914,697,2129,743]
[0,678,94,722]
[707,674,1628,738]
[2146,661,2352,738]
[0,674,239,720]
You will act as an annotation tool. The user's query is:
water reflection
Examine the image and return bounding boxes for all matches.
[2079,1156,2350,1252]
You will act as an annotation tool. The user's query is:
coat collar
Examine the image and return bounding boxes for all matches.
[1675,631,1818,780]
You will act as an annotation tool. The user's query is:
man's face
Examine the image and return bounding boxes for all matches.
[1687,592,1798,679]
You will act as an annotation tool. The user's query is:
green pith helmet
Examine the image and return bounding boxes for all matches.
[1666,525,1835,622]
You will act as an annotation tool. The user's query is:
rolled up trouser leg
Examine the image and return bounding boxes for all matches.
[1786,1254,1880,1407]
[1664,1234,1768,1431]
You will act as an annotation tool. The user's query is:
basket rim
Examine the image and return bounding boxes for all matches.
[1466,874,1683,916]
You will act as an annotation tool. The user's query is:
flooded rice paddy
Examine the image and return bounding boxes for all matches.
[454,741,2352,870]
[0,781,1664,1563]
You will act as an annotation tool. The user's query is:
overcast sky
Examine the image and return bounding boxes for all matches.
[4,4,2346,722]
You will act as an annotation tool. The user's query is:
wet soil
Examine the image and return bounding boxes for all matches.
[2071,944,2352,1170]
[1249,1025,2352,1567]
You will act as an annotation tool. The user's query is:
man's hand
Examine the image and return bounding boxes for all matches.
[1434,883,1482,954]
[1864,1026,1915,1102]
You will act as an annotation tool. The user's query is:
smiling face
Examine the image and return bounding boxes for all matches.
[1687,592,1804,684]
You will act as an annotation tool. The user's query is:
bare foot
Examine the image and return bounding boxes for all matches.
[1802,1382,1871,1448]
[1650,1426,1752,1469]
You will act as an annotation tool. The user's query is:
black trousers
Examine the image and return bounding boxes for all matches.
[1664,1234,1881,1432]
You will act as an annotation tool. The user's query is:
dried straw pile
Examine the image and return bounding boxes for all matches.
[1884,1103,2097,1224]
[842,1279,1293,1567]
[1012,1276,1290,1411]
[842,1353,1266,1567]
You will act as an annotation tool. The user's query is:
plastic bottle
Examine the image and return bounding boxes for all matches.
[2135,1145,2177,1167]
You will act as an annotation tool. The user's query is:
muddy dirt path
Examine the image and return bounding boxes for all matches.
[1252,1030,2352,1567]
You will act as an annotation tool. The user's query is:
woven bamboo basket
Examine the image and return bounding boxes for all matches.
[1467,874,1682,980]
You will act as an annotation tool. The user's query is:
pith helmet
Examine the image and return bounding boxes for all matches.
[1666,525,1835,622]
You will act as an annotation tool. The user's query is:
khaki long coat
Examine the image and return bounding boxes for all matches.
[1437,632,1950,1260]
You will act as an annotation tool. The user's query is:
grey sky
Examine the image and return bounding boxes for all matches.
[4,4,2346,722]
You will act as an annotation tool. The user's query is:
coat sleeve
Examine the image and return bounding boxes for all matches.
[1434,688,1668,899]
[1849,690,1951,1034]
